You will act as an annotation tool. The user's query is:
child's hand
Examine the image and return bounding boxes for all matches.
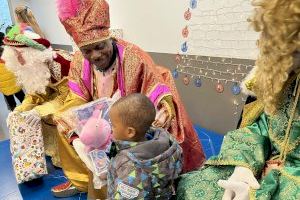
[93,172,107,189]
[153,108,169,128]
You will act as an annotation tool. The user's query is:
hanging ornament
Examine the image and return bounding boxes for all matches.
[172,69,179,79]
[181,42,188,53]
[190,0,197,9]
[182,26,189,38]
[216,83,224,93]
[233,100,239,106]
[194,77,202,87]
[183,75,190,85]
[184,9,192,21]
[175,53,181,63]
[231,83,241,95]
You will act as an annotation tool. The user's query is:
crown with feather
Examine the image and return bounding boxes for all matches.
[56,0,110,48]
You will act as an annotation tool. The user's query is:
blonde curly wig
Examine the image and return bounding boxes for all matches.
[249,0,300,115]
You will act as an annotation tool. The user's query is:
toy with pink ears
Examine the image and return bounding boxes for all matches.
[73,98,114,152]
[79,109,112,152]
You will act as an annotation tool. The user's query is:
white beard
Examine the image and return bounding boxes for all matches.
[1,46,53,94]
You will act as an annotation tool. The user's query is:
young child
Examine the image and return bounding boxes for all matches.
[107,93,183,199]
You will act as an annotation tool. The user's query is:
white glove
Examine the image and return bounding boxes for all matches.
[218,166,260,200]
[23,110,41,127]
[218,180,250,200]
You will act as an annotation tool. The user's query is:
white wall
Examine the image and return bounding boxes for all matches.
[8,0,258,58]
[7,0,26,24]
[108,0,187,54]
[8,0,25,14]
[26,0,72,45]
[8,0,187,53]
[186,0,258,59]
[9,0,72,45]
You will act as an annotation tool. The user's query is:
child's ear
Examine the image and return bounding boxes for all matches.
[127,127,136,139]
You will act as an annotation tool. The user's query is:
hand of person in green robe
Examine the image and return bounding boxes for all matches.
[218,180,250,200]
[217,166,260,200]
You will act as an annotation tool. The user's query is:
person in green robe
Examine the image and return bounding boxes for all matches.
[176,0,300,199]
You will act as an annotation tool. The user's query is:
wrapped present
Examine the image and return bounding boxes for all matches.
[7,112,47,184]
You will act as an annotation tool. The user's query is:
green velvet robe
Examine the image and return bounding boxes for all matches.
[177,80,300,200]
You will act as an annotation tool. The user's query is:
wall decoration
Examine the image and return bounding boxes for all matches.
[172,69,179,79]
[184,9,192,21]
[216,83,224,93]
[194,77,202,87]
[175,53,181,63]
[183,75,190,85]
[176,0,258,115]
[231,83,241,95]
[181,42,188,52]
[182,26,189,38]
[190,0,198,9]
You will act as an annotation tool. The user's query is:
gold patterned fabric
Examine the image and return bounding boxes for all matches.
[240,100,264,128]
[59,0,110,48]
[55,39,205,194]
[177,79,300,200]
[65,39,205,172]
[14,75,71,167]
[57,131,89,192]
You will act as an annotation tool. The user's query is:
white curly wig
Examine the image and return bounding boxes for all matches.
[1,45,53,94]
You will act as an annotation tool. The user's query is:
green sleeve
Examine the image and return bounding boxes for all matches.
[207,113,271,176]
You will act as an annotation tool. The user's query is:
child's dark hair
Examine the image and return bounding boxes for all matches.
[112,93,156,136]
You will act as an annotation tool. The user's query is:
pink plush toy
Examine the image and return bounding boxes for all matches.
[79,109,112,152]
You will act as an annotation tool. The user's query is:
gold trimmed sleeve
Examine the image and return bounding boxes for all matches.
[207,113,271,176]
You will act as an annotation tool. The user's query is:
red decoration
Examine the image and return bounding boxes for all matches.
[216,83,224,93]
[184,9,192,21]
[182,26,189,38]
[183,75,190,85]
[175,53,181,63]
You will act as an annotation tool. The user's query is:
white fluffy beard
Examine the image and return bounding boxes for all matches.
[2,46,53,94]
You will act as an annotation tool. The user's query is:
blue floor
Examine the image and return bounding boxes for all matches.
[195,125,224,159]
[0,126,223,200]
[0,139,87,200]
